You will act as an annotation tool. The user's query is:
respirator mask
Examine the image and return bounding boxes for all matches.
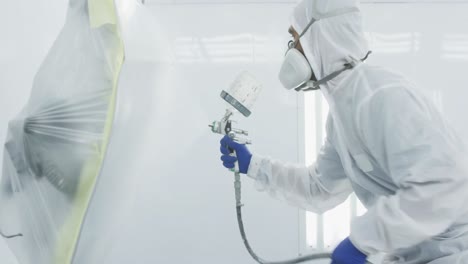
[278,16,317,91]
[278,7,371,92]
[279,40,315,91]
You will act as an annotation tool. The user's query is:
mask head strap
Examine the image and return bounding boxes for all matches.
[297,51,373,92]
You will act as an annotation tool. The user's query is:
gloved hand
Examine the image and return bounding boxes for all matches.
[331,237,367,264]
[219,135,252,174]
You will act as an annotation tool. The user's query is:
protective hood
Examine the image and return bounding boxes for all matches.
[290,0,369,89]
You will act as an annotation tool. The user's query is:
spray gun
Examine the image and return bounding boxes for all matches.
[209,71,340,264]
[209,71,259,211]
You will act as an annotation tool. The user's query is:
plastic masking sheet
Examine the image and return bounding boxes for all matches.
[0,0,124,263]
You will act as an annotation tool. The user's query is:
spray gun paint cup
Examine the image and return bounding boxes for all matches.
[221,71,263,118]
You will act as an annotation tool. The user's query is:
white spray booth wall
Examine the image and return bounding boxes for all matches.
[1,1,468,264]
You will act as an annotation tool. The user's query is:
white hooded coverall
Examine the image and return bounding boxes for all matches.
[247,1,468,263]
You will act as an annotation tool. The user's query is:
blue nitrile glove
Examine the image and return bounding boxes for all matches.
[219,135,252,174]
[331,237,367,264]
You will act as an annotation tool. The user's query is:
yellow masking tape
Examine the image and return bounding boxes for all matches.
[88,0,118,28]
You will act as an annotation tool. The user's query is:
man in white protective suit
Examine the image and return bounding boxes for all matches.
[219,0,468,263]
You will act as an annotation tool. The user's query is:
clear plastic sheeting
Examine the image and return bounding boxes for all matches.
[0,0,124,263]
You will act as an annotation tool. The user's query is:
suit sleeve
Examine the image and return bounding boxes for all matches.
[247,117,353,214]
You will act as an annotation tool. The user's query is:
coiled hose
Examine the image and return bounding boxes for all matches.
[233,171,372,264]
